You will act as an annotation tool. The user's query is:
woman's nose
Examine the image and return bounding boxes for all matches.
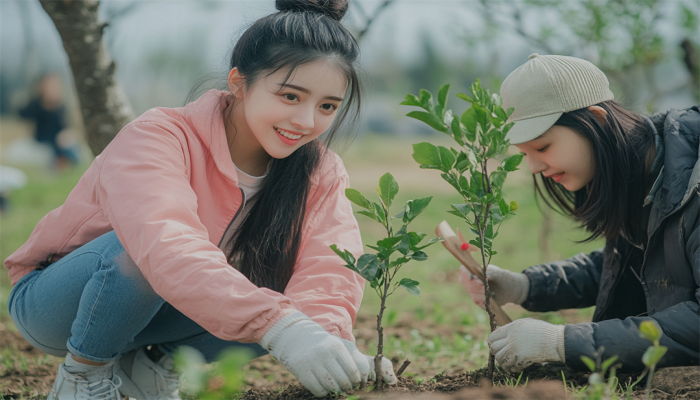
[527,156,547,175]
[290,106,315,130]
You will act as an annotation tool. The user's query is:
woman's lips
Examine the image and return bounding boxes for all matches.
[551,173,564,182]
[274,127,303,145]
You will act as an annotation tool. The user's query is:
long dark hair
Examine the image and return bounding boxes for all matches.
[225,0,361,293]
[534,101,658,244]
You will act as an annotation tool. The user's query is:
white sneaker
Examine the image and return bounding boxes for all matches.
[114,347,182,400]
[47,361,122,400]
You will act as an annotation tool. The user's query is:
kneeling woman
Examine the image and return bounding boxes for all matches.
[5,1,396,399]
[461,54,699,372]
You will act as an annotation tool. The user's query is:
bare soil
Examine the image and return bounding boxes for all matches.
[2,325,698,400]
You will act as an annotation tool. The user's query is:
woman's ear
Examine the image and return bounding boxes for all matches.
[588,105,608,125]
[227,67,244,98]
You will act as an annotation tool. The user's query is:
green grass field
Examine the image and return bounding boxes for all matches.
[0,133,604,396]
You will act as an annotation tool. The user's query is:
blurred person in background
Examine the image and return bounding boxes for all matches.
[4,1,397,399]
[460,54,699,373]
[18,73,79,170]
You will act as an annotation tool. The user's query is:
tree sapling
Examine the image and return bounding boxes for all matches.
[402,80,522,378]
[331,173,439,390]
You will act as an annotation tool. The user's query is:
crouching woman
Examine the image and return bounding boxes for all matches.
[461,54,699,373]
[4,1,396,399]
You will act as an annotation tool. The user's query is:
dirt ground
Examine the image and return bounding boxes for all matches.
[2,322,698,400]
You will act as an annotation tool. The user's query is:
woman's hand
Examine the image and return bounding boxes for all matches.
[458,264,530,309]
[260,312,396,397]
[487,318,566,373]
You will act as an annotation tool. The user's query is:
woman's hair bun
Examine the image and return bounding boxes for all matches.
[276,0,349,21]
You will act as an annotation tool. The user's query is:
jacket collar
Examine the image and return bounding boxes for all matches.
[182,89,239,184]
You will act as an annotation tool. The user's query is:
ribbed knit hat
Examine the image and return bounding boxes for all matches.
[501,54,614,144]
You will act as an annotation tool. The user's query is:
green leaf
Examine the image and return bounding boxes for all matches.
[399,278,420,296]
[412,142,442,169]
[330,244,356,266]
[376,236,403,250]
[437,84,450,108]
[509,200,519,212]
[460,107,478,142]
[456,93,473,103]
[498,198,509,217]
[580,356,597,372]
[372,203,386,223]
[441,173,460,191]
[356,210,380,223]
[411,250,428,261]
[400,93,422,107]
[642,346,668,367]
[438,146,456,172]
[392,211,405,219]
[397,234,411,255]
[403,196,433,224]
[419,89,432,108]
[356,254,380,281]
[406,111,447,132]
[407,231,427,247]
[378,173,399,208]
[503,154,524,172]
[600,356,619,374]
[450,116,465,146]
[450,203,472,219]
[639,320,663,343]
[345,188,372,209]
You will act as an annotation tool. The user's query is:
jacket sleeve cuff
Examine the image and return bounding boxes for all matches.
[254,307,303,346]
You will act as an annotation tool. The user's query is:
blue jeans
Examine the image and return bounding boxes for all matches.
[8,231,267,363]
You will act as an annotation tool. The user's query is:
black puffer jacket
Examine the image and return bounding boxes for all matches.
[521,106,700,371]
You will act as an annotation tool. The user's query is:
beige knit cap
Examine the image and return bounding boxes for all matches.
[501,54,614,144]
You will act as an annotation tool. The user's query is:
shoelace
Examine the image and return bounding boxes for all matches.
[73,374,122,399]
[151,363,181,396]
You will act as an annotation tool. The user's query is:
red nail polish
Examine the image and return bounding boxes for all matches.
[461,243,469,250]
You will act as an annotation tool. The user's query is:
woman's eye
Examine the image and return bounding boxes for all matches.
[320,103,337,111]
[283,93,298,101]
[536,145,549,152]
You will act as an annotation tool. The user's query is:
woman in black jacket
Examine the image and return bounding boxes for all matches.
[461,53,699,372]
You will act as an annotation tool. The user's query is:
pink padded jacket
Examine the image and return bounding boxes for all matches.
[4,90,365,343]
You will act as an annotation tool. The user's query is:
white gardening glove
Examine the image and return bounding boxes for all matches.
[260,312,396,397]
[458,264,529,310]
[487,318,566,373]
[363,354,397,385]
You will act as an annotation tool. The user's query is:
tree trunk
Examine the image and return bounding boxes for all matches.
[39,0,134,156]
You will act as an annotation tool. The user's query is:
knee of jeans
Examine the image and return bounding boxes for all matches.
[108,250,160,297]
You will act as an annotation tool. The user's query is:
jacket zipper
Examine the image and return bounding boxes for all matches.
[218,187,246,249]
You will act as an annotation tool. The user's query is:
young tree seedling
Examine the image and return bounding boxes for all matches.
[638,320,668,400]
[331,173,439,390]
[402,80,522,379]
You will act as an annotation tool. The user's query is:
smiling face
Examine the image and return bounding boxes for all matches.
[515,125,595,192]
[226,59,347,173]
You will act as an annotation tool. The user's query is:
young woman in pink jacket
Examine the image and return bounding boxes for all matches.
[5,1,397,398]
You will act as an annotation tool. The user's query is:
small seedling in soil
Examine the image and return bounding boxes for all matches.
[578,348,620,399]
[402,80,522,379]
[332,172,439,390]
[638,320,668,400]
